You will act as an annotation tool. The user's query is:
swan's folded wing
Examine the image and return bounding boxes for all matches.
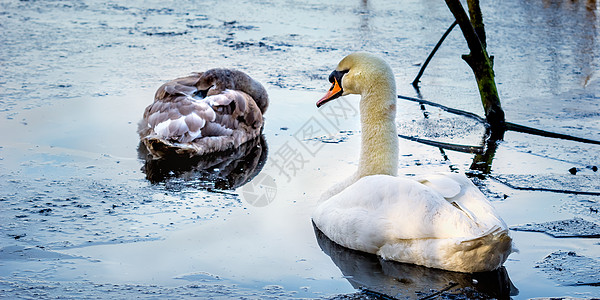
[154,74,201,99]
[415,174,461,198]
[417,173,508,231]
[143,94,216,143]
[314,176,479,245]
[204,89,262,134]
[414,174,479,221]
[142,88,263,144]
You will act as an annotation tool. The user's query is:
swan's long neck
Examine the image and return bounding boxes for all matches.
[357,85,398,178]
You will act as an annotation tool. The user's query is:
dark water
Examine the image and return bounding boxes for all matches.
[1,0,599,298]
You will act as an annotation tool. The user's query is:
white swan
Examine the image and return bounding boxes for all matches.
[313,52,512,273]
[138,68,268,159]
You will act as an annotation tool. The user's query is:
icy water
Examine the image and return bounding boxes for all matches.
[1,0,600,298]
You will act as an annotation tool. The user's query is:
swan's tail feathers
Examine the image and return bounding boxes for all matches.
[142,134,241,159]
[142,136,202,159]
[460,225,511,249]
[455,226,513,272]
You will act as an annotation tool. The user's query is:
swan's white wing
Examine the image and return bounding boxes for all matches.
[415,174,461,198]
[416,173,508,230]
[313,175,481,254]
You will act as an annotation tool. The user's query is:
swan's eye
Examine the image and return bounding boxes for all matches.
[328,69,349,84]
[195,85,214,99]
[328,72,336,83]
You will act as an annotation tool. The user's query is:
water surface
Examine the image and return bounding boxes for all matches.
[1,0,599,298]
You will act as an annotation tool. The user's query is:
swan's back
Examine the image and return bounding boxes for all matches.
[313,174,512,273]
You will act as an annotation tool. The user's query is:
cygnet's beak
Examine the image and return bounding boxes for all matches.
[316,77,343,108]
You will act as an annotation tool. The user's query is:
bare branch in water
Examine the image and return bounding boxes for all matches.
[397,94,600,146]
[412,20,458,89]
[397,134,484,154]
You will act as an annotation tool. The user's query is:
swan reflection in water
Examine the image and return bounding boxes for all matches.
[314,224,518,299]
[138,135,268,190]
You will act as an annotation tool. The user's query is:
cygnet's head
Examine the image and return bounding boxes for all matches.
[317,52,395,108]
[197,68,269,113]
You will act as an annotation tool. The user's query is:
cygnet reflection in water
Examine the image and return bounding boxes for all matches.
[314,224,518,299]
[138,135,267,190]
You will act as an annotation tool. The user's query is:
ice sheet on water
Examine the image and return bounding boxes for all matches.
[173,271,222,282]
[493,174,600,195]
[307,130,355,144]
[511,218,600,238]
[0,245,84,260]
[536,251,600,286]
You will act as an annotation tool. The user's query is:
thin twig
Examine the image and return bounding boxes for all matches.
[397,94,600,146]
[506,122,600,145]
[412,20,458,88]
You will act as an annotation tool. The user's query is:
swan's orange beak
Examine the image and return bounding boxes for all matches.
[316,77,343,108]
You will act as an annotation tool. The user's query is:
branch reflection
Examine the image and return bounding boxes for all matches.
[468,127,502,176]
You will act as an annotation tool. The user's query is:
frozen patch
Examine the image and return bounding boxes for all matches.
[511,218,600,238]
[536,251,600,286]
